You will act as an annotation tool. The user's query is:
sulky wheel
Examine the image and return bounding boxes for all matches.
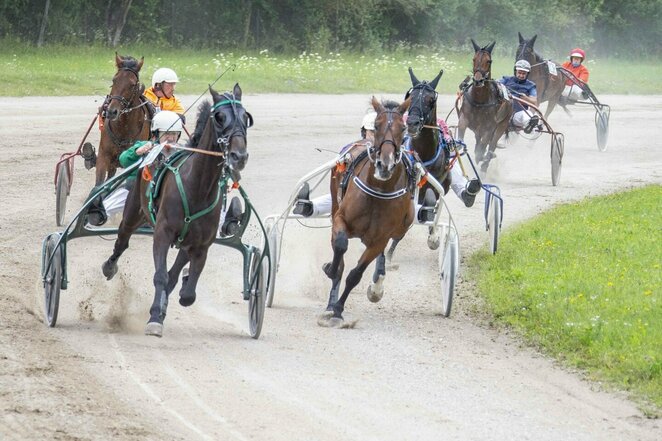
[264,219,280,308]
[596,107,610,152]
[43,233,63,327]
[488,196,501,255]
[248,249,267,339]
[55,161,70,226]
[438,227,459,317]
[550,133,564,186]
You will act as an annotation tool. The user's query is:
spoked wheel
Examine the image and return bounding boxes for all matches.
[264,220,280,308]
[596,106,610,152]
[487,196,501,255]
[55,161,71,226]
[43,234,63,327]
[248,250,267,339]
[438,227,459,318]
[551,133,564,186]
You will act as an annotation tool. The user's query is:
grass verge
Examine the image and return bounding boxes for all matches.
[469,185,662,414]
[1,42,660,96]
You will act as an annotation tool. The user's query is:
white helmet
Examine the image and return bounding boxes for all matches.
[151,110,182,133]
[152,67,179,86]
[362,111,377,131]
[514,59,531,72]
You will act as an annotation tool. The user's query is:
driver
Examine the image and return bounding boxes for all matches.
[144,67,185,118]
[561,48,590,103]
[499,60,539,134]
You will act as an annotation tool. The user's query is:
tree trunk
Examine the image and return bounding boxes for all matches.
[243,0,252,49]
[37,0,51,47]
[111,0,133,48]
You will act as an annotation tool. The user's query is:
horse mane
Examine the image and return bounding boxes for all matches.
[118,55,141,71]
[188,100,212,147]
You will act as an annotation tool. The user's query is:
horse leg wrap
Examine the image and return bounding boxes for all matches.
[373,254,386,283]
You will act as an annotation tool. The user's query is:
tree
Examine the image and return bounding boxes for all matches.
[37,0,50,47]
[105,0,133,47]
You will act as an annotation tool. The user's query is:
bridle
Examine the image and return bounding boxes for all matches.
[406,82,438,131]
[368,108,404,165]
[106,67,147,114]
[473,50,492,85]
[209,93,253,158]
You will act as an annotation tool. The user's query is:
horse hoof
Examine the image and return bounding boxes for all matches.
[144,322,163,337]
[427,234,440,250]
[179,294,196,307]
[367,282,384,303]
[102,260,118,280]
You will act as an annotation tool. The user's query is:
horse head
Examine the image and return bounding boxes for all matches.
[405,67,443,138]
[209,84,253,171]
[515,32,538,65]
[471,39,495,87]
[106,52,144,121]
[370,96,410,181]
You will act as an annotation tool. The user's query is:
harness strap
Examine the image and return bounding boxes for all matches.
[352,176,408,200]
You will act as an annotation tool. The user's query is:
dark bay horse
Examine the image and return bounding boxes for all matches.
[385,67,450,264]
[320,96,413,327]
[102,84,252,337]
[94,53,151,186]
[515,33,566,118]
[457,40,512,172]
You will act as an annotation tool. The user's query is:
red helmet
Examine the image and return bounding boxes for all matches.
[569,48,585,59]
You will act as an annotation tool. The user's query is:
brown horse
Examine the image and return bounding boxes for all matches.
[93,53,151,186]
[515,33,566,118]
[320,96,413,326]
[457,40,512,172]
[101,84,252,337]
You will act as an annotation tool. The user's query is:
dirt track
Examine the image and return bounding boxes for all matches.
[1,94,660,440]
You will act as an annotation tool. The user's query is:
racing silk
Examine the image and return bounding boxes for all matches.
[143,87,185,114]
[561,61,589,86]
[119,140,151,179]
[499,76,537,113]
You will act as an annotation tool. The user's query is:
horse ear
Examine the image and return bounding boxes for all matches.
[137,56,144,71]
[429,69,444,90]
[209,85,221,102]
[530,34,537,47]
[471,38,481,52]
[399,97,411,115]
[245,111,254,128]
[371,96,384,113]
[115,52,122,68]
[408,67,420,86]
[485,41,496,54]
[233,82,242,100]
[518,32,524,44]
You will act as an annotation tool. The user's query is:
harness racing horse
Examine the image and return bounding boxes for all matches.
[457,40,512,172]
[101,84,252,337]
[515,33,566,118]
[94,53,151,186]
[319,96,413,327]
[385,67,450,264]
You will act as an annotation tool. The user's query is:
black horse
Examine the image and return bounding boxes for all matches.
[457,40,512,172]
[515,33,566,118]
[102,84,252,337]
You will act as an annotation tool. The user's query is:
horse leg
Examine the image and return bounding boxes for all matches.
[385,238,400,269]
[101,184,144,280]
[166,248,190,295]
[145,235,171,337]
[367,253,386,303]
[178,247,209,307]
[322,224,349,280]
[331,241,387,323]
[325,259,345,312]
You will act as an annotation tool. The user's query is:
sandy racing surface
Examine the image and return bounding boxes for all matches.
[1,94,660,440]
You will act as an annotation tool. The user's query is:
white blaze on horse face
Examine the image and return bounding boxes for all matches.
[373,150,396,181]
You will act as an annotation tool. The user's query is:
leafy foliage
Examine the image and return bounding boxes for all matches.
[2,0,659,56]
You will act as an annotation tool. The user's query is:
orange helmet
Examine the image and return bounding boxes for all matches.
[569,48,585,59]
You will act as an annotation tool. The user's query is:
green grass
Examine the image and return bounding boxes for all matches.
[1,41,660,96]
[469,185,662,413]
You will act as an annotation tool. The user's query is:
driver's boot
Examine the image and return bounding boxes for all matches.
[460,179,481,208]
[418,188,437,223]
[523,115,539,134]
[220,197,243,236]
[293,182,314,217]
[81,142,97,170]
